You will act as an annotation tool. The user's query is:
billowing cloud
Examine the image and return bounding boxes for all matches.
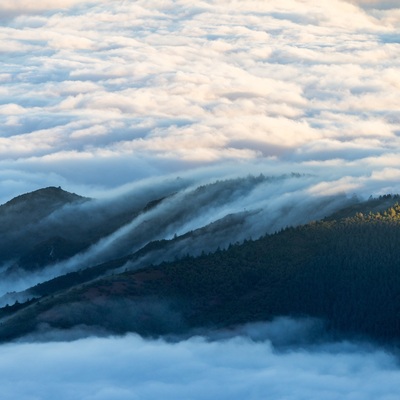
[0,0,107,18]
[0,0,399,203]
[0,321,399,400]
[2,2,400,393]
[346,0,400,9]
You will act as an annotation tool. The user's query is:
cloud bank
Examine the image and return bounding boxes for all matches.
[1,0,400,203]
[2,3,400,396]
[0,324,399,400]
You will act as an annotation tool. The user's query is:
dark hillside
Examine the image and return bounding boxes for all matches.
[0,186,86,229]
[0,187,88,266]
[0,186,173,274]
[1,200,400,344]
[1,186,84,209]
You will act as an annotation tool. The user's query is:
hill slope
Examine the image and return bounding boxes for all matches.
[0,187,88,269]
[1,196,400,344]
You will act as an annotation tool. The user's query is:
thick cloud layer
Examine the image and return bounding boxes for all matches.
[1,0,400,203]
[0,323,399,400]
[2,3,399,395]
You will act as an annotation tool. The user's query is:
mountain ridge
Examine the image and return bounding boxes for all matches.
[0,186,85,208]
[0,188,399,345]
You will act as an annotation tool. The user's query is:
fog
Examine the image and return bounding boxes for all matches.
[2,0,400,288]
[53,173,348,268]
[1,164,400,300]
[0,319,399,400]
[0,173,355,299]
[1,1,399,396]
[1,0,399,203]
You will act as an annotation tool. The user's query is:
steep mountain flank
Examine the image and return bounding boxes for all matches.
[1,196,400,345]
[0,187,88,267]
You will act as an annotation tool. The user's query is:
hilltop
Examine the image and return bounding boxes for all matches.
[0,189,399,345]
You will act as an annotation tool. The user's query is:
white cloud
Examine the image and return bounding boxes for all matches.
[0,0,107,17]
[346,0,400,9]
[0,0,399,200]
[0,329,398,400]
[1,2,400,393]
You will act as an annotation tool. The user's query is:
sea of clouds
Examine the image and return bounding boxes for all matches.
[1,322,400,400]
[2,1,400,398]
[1,0,400,203]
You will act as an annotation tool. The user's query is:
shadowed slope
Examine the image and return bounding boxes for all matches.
[1,198,400,345]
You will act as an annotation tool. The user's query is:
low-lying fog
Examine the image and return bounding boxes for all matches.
[1,318,398,400]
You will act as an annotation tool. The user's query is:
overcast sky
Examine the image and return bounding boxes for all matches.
[1,0,400,202]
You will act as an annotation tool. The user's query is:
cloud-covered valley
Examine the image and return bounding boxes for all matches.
[2,2,400,398]
[1,0,400,203]
[1,323,399,400]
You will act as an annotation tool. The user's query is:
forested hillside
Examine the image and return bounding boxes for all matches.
[1,195,399,344]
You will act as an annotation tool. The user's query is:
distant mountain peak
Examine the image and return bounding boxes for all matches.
[1,186,86,208]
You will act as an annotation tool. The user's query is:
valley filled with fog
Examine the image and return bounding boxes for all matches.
[2,328,400,400]
[1,0,400,399]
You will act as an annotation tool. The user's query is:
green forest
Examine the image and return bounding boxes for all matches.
[1,195,400,345]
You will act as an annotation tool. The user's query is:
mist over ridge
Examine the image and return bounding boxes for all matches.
[2,1,400,398]
[0,172,353,297]
[1,176,400,347]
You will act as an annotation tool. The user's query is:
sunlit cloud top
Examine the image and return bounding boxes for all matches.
[1,0,400,201]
